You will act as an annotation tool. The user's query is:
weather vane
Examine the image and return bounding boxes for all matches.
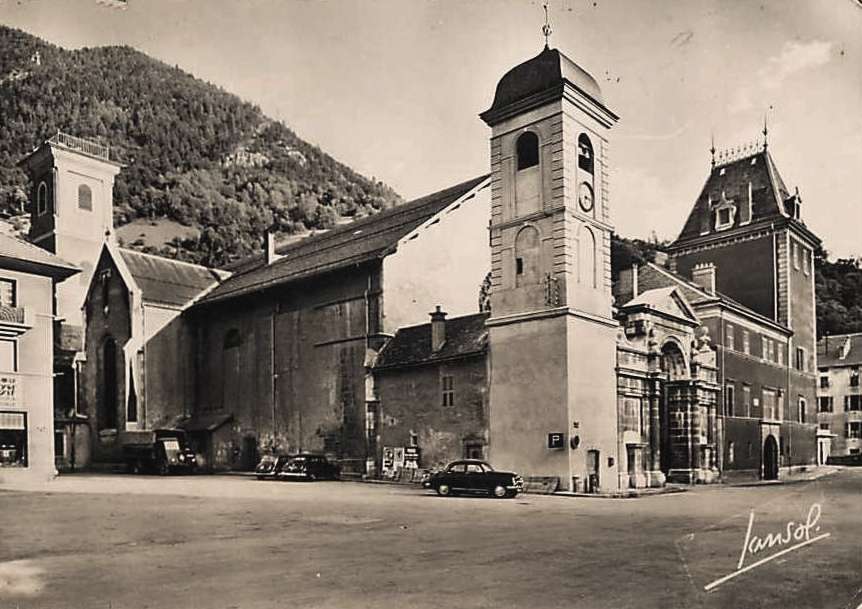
[542,2,553,49]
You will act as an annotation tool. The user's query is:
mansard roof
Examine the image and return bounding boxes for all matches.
[117,248,228,308]
[375,312,489,371]
[671,149,818,249]
[818,333,862,369]
[196,175,490,306]
[635,262,791,335]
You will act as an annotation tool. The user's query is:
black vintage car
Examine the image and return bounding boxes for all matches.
[123,429,197,475]
[254,454,292,480]
[275,454,340,481]
[424,459,523,498]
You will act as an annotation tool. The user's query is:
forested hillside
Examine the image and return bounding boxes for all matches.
[0,26,401,266]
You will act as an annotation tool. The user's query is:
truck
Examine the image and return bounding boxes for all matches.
[122,429,197,475]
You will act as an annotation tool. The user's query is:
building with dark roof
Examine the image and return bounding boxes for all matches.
[613,140,823,481]
[76,242,228,466]
[182,176,490,472]
[372,309,489,474]
[816,333,862,459]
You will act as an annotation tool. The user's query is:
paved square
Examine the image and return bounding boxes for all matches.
[1,469,859,608]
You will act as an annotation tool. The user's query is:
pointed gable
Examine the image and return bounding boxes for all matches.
[621,286,699,325]
[674,150,791,246]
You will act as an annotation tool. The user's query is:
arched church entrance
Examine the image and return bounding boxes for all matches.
[659,341,687,475]
[763,435,779,480]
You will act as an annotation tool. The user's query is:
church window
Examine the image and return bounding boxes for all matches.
[792,242,800,270]
[514,226,540,287]
[37,182,48,216]
[578,134,594,174]
[78,184,93,211]
[127,362,138,424]
[516,132,539,170]
[803,247,810,276]
[100,337,118,430]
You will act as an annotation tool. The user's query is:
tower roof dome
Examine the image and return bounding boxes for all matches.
[481,46,608,126]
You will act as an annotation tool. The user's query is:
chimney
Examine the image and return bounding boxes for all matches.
[614,265,638,304]
[691,262,717,295]
[430,305,447,352]
[265,230,281,265]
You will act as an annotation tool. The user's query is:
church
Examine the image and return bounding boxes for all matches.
[18,41,820,490]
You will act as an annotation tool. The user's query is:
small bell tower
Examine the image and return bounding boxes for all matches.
[481,37,621,491]
[18,132,122,327]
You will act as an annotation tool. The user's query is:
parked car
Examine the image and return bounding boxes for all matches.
[424,459,523,498]
[254,454,293,480]
[275,454,340,481]
[123,429,197,475]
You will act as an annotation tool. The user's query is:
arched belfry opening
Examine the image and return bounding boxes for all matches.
[578,134,594,175]
[514,225,541,287]
[517,132,539,170]
[515,131,541,216]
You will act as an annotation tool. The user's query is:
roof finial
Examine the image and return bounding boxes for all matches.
[710,133,716,169]
[542,2,553,49]
[762,113,769,150]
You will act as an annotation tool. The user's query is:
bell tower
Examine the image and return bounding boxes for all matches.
[18,132,122,327]
[481,45,621,492]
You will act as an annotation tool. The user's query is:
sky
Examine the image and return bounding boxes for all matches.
[1,0,860,258]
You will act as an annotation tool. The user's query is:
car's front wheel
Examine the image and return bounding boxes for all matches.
[436,483,451,497]
[492,485,508,498]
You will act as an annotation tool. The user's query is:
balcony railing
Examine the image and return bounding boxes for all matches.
[48,131,111,161]
[0,305,25,325]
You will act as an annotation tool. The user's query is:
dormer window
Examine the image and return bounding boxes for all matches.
[714,191,736,231]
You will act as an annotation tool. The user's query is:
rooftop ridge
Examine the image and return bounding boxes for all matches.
[119,247,228,277]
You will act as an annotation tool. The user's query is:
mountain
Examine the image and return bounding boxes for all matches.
[0,26,401,267]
